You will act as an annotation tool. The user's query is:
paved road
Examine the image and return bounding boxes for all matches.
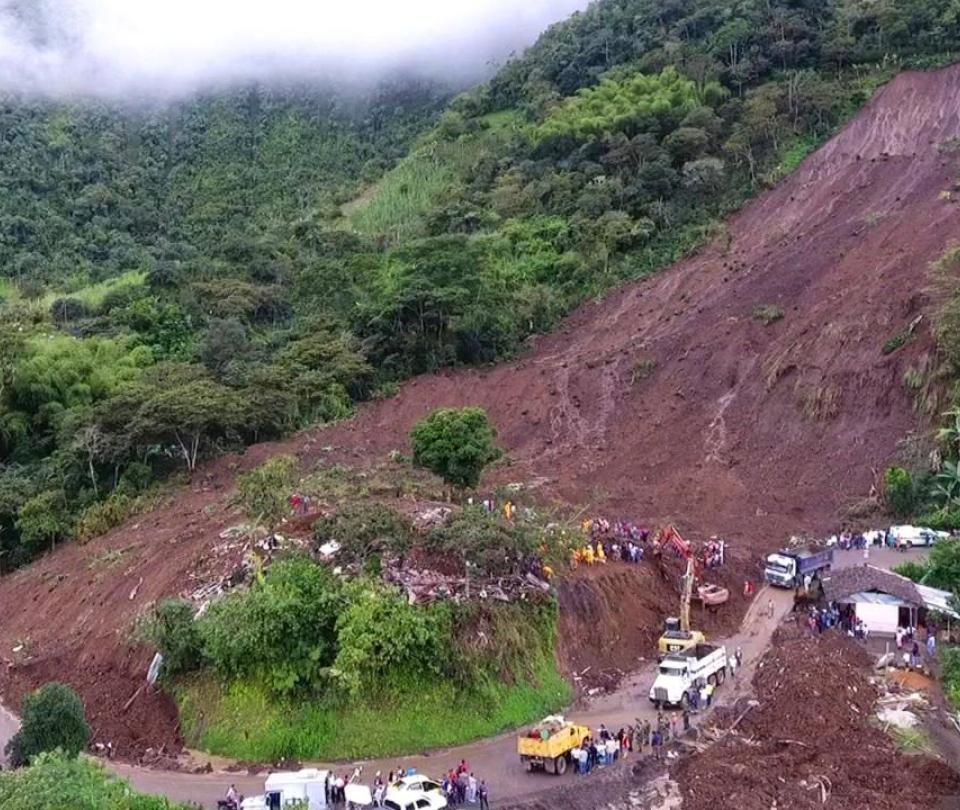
[0,546,927,807]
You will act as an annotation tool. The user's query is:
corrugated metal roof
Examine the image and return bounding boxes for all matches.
[916,583,960,619]
[843,591,909,606]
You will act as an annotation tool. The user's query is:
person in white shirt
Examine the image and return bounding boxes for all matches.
[605,737,618,763]
[728,654,737,678]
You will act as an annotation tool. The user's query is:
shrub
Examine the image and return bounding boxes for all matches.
[5,683,90,766]
[235,455,299,530]
[73,493,135,544]
[15,490,71,555]
[426,506,537,576]
[199,557,341,695]
[752,305,784,325]
[892,560,929,582]
[410,407,501,489]
[884,466,916,518]
[333,584,451,696]
[943,646,960,709]
[313,504,414,570]
[139,599,203,677]
[0,752,189,809]
[882,332,910,355]
[917,509,960,531]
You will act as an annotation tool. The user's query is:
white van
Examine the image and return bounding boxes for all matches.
[889,525,949,548]
[262,768,330,809]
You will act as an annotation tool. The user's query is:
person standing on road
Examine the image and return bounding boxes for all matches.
[652,728,662,760]
[767,597,775,618]
[728,653,737,679]
[478,780,490,810]
[682,707,691,732]
[632,723,642,753]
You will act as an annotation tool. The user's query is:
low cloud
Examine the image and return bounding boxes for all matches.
[0,0,589,97]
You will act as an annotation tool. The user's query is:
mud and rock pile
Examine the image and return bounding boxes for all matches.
[676,624,960,810]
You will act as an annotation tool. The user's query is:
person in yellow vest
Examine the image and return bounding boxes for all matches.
[595,541,606,563]
[583,544,595,565]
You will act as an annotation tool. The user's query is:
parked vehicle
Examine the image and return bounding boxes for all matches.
[242,768,329,809]
[764,547,833,588]
[517,715,590,775]
[888,525,949,548]
[384,792,448,810]
[385,775,445,803]
[649,643,727,707]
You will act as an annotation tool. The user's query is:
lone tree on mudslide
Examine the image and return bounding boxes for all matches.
[5,682,91,766]
[410,407,500,490]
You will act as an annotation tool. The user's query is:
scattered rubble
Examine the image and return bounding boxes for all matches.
[674,623,960,810]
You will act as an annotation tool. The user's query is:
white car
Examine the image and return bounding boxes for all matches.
[889,525,949,547]
[384,790,448,810]
[385,775,445,803]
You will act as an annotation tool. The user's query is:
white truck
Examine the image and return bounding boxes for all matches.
[239,768,331,809]
[649,643,727,707]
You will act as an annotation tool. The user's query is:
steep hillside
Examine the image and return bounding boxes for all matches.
[0,63,957,757]
[323,65,960,535]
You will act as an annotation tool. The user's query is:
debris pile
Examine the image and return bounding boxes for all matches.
[384,565,552,605]
[675,623,960,810]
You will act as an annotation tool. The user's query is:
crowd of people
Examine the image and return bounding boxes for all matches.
[314,763,492,809]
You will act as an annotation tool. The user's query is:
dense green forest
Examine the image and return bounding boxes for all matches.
[2,0,959,567]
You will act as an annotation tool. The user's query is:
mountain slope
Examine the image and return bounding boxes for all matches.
[0,64,957,757]
[321,64,960,535]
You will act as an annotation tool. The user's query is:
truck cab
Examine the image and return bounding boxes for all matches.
[649,643,727,706]
[764,553,797,587]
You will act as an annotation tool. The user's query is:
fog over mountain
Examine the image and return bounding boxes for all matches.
[0,0,589,97]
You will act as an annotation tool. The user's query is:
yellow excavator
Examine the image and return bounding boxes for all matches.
[655,526,706,657]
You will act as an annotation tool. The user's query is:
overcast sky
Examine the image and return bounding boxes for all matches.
[0,0,590,97]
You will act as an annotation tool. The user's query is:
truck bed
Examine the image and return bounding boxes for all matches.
[517,725,588,758]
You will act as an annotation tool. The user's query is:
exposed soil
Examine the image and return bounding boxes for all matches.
[557,555,749,692]
[674,623,960,810]
[1,64,960,760]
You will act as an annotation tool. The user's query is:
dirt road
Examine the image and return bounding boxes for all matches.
[15,546,907,808]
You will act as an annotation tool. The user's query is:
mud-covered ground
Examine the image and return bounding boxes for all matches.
[1,63,959,762]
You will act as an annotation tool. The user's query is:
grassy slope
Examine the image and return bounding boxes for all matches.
[347,111,522,242]
[177,657,570,762]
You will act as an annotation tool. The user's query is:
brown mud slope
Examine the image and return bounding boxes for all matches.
[318,64,960,537]
[1,65,959,757]
[557,556,748,690]
[675,624,960,810]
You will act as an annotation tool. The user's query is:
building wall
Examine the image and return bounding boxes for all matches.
[855,602,899,635]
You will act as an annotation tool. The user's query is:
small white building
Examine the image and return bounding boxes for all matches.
[822,565,958,636]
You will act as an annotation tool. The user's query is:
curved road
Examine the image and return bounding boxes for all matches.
[0,548,923,807]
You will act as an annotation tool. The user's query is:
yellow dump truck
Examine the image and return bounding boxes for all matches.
[517,715,590,775]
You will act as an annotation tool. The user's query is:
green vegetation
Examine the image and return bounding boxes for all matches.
[889,725,936,755]
[753,305,784,325]
[4,683,91,767]
[141,497,571,760]
[0,752,189,810]
[894,538,960,591]
[3,0,960,570]
[411,407,501,489]
[179,652,569,762]
[883,332,911,355]
[235,455,300,531]
[884,467,917,518]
